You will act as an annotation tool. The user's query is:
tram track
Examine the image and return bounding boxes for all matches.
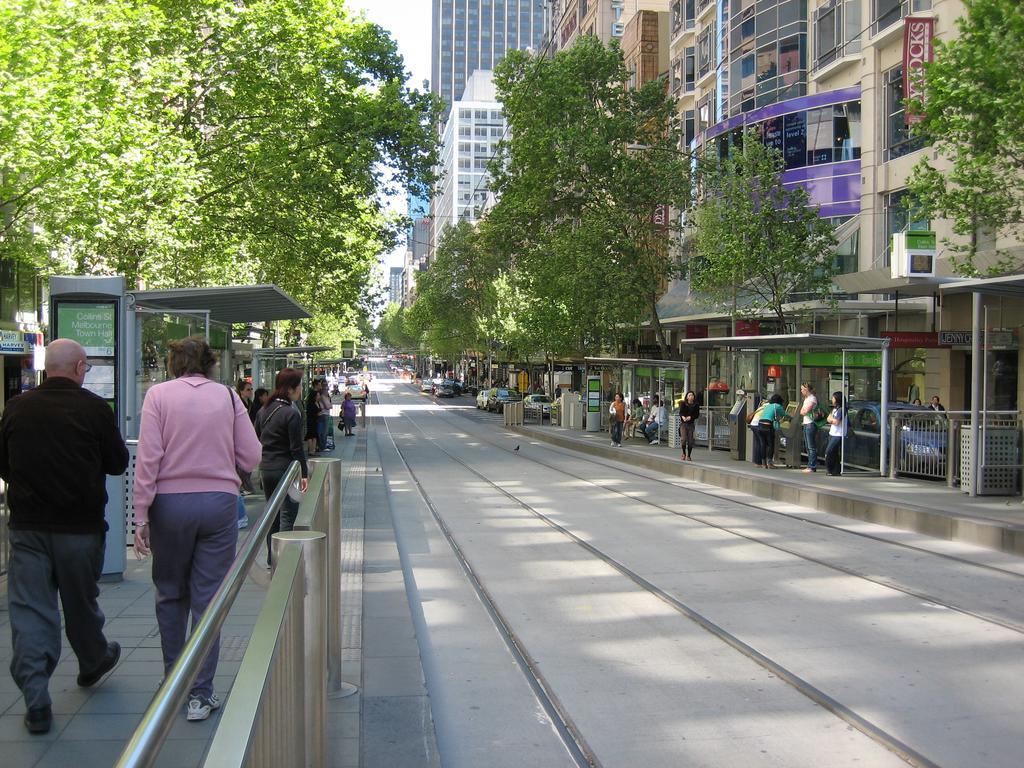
[403,386,1024,634]
[377,385,940,768]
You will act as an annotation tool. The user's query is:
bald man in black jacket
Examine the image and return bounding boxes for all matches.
[0,339,129,734]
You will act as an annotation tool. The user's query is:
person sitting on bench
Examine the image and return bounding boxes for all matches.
[642,395,666,445]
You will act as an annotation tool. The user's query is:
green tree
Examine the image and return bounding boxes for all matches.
[908,0,1024,273]
[376,302,417,351]
[0,0,438,323]
[689,132,837,327]
[488,36,692,357]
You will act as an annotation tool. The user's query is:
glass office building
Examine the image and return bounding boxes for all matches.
[432,0,545,116]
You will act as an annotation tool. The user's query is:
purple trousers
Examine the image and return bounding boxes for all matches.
[149,492,237,699]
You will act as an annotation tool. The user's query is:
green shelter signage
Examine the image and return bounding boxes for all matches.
[57,303,116,356]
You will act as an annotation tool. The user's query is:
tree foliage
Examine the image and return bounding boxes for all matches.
[375,301,417,351]
[908,0,1024,273]
[0,0,438,325]
[485,36,692,357]
[690,132,837,325]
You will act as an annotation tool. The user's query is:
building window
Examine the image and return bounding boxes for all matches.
[685,46,696,91]
[834,101,861,160]
[885,65,926,160]
[697,23,715,79]
[579,0,589,22]
[685,109,696,148]
[884,190,929,266]
[874,0,931,36]
[672,0,683,33]
[459,109,471,119]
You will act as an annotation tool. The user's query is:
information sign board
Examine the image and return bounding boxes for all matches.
[57,303,116,356]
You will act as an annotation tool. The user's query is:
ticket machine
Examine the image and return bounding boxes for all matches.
[728,396,747,461]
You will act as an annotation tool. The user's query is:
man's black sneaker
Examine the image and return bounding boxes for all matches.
[77,641,121,687]
[24,705,52,734]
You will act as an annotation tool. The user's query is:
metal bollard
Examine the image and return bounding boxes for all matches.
[272,531,327,768]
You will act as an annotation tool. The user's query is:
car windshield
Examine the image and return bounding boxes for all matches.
[530,396,551,403]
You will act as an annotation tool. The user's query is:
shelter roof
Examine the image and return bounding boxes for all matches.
[132,285,310,323]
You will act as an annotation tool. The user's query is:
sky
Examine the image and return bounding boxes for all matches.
[345,0,432,273]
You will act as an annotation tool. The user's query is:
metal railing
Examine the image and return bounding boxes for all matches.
[116,456,344,768]
[888,411,1022,492]
[696,407,731,449]
[504,400,525,427]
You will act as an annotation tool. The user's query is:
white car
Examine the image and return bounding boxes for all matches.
[476,389,490,409]
[420,380,434,393]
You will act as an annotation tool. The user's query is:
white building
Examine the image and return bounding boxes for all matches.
[432,70,507,253]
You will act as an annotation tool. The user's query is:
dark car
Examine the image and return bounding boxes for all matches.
[435,382,455,398]
[441,378,463,395]
[488,387,522,412]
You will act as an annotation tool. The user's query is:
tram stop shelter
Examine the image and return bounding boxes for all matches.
[129,284,311,437]
[679,333,892,476]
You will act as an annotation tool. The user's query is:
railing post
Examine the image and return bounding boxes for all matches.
[272,531,327,768]
[888,414,898,479]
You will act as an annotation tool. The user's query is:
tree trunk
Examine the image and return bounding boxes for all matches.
[649,292,669,358]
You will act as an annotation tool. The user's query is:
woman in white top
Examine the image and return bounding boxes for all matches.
[824,391,847,476]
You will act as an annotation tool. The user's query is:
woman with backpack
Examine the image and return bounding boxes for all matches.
[824,391,847,476]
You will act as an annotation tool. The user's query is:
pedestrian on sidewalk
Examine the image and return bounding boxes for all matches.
[799,383,819,472]
[255,368,309,567]
[317,379,332,451]
[756,394,787,469]
[825,392,848,476]
[678,391,699,460]
[341,391,358,436]
[305,380,321,456]
[609,392,626,447]
[0,339,130,735]
[133,337,262,723]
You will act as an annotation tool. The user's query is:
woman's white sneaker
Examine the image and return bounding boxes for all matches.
[186,693,222,721]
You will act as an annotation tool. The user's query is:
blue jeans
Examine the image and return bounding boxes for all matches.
[644,421,661,442]
[825,434,843,475]
[611,420,623,445]
[803,423,818,470]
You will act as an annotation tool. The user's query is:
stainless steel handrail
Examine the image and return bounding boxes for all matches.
[114,460,301,768]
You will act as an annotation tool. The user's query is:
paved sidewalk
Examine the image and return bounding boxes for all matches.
[0,426,367,768]
[514,422,1024,556]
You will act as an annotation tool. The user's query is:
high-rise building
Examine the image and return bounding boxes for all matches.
[432,0,545,118]
[432,71,507,252]
[389,267,404,305]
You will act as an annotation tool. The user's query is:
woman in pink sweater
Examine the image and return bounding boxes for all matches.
[132,337,261,722]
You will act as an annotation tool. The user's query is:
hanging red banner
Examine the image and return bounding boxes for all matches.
[903,16,935,124]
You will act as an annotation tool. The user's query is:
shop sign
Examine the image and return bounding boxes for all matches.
[610,1,626,38]
[881,331,942,348]
[766,365,782,378]
[761,352,797,366]
[685,324,709,339]
[0,330,31,354]
[735,320,760,336]
[903,17,935,124]
[651,204,669,230]
[939,330,1015,348]
[801,351,881,368]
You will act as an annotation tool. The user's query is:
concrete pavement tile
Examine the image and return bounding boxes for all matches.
[60,712,140,741]
[326,710,360,740]
[77,691,157,714]
[0,739,51,767]
[0,688,22,715]
[361,696,439,768]
[361,657,426,697]
[327,736,360,768]
[362,617,418,658]
[33,740,125,768]
[151,738,208,768]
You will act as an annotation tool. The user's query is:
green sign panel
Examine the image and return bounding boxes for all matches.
[760,353,797,366]
[663,368,686,381]
[801,351,881,368]
[341,340,356,358]
[905,230,936,250]
[57,303,116,356]
[636,366,653,377]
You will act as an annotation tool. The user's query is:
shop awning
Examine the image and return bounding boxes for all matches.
[131,285,310,323]
[939,274,1024,298]
[679,333,890,350]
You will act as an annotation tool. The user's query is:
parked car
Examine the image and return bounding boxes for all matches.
[523,394,553,419]
[476,389,490,409]
[487,388,523,412]
[434,382,455,398]
[419,379,434,393]
[441,378,463,395]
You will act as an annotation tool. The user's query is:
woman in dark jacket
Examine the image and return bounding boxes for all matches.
[678,391,700,461]
[255,368,308,567]
[304,380,321,456]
